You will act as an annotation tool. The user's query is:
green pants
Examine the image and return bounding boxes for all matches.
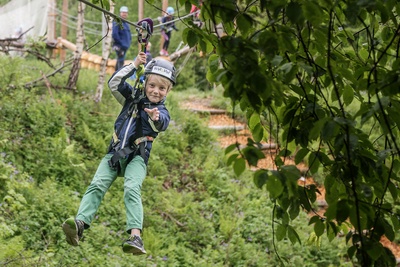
[76,154,147,233]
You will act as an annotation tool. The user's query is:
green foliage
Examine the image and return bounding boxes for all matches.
[180,0,400,265]
[174,53,212,92]
[0,56,352,266]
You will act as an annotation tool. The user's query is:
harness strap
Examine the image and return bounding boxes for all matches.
[108,89,146,153]
[108,136,154,171]
[134,136,154,145]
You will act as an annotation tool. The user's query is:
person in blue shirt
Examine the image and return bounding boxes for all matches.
[62,52,177,256]
[112,6,132,71]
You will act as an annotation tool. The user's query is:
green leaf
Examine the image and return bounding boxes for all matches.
[281,165,301,181]
[347,245,357,259]
[382,218,395,242]
[186,29,199,48]
[308,152,320,174]
[252,123,264,143]
[276,224,287,241]
[298,186,312,212]
[321,120,339,142]
[381,26,392,42]
[267,172,284,198]
[226,153,239,166]
[279,62,297,84]
[324,201,337,221]
[326,222,337,241]
[248,112,260,130]
[246,91,263,113]
[236,13,253,37]
[343,85,354,106]
[287,225,301,244]
[359,48,369,61]
[271,55,283,67]
[302,2,323,27]
[286,2,303,24]
[367,242,383,261]
[295,148,309,165]
[198,38,213,54]
[253,169,268,188]
[183,1,192,13]
[308,215,320,225]
[243,146,265,167]
[336,200,350,223]
[233,157,246,176]
[314,219,325,237]
[225,144,237,154]
[391,214,400,231]
[208,54,220,73]
[288,200,300,220]
[309,117,328,140]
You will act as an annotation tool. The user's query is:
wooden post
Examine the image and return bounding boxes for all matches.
[160,0,168,53]
[162,0,168,11]
[60,0,68,61]
[66,1,85,90]
[47,0,57,58]
[94,0,115,102]
[138,0,144,20]
[47,0,56,43]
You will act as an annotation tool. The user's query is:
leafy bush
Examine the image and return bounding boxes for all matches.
[0,55,352,266]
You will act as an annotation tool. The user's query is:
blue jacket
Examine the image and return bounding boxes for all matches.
[112,21,132,50]
[107,63,170,164]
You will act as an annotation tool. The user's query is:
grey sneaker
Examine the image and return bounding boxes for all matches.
[122,235,147,255]
[62,218,84,246]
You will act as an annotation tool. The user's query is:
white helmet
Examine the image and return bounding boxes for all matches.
[120,6,128,12]
[145,58,176,85]
[166,6,174,15]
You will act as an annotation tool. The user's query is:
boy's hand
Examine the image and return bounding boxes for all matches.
[134,52,147,68]
[144,107,160,121]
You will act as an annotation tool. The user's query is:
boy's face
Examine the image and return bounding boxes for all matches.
[145,75,170,103]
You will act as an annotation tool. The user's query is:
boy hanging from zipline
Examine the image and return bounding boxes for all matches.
[62,18,176,255]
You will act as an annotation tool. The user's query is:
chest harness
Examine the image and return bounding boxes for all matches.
[108,74,156,172]
[108,17,156,173]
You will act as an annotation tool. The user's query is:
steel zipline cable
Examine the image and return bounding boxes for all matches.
[77,0,145,29]
[56,2,199,38]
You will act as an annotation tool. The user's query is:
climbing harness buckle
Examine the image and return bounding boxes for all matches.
[108,136,154,171]
[136,18,153,52]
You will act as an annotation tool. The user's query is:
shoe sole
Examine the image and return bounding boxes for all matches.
[62,218,79,246]
[122,243,147,255]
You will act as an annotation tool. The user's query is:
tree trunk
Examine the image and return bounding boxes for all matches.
[94,1,115,103]
[66,2,85,89]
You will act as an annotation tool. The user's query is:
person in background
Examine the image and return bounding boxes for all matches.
[190,1,203,27]
[160,6,178,56]
[112,6,132,71]
[62,52,177,256]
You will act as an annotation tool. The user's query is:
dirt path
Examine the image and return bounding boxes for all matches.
[181,98,400,262]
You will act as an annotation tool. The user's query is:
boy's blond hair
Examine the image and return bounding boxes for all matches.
[146,74,173,92]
